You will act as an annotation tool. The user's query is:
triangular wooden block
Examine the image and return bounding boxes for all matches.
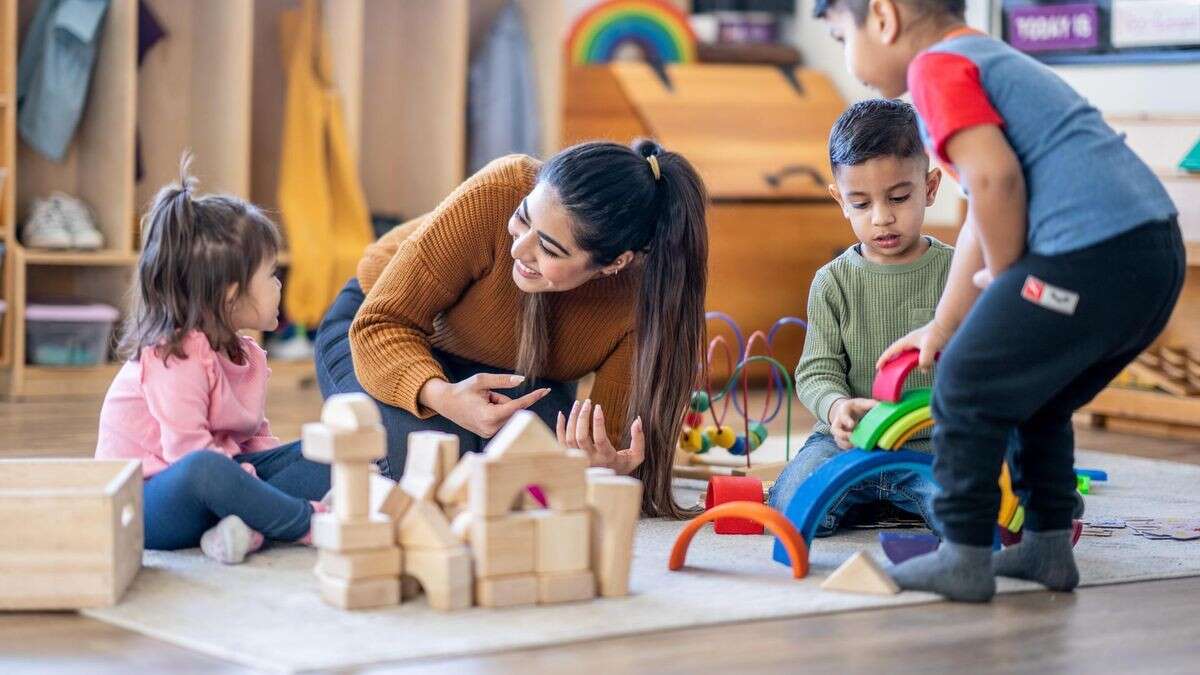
[398,499,460,549]
[820,551,899,595]
[321,393,382,431]
[370,473,412,521]
[401,432,460,501]
[483,410,563,459]
[437,453,482,507]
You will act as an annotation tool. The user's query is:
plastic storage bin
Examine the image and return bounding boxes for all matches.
[26,303,120,366]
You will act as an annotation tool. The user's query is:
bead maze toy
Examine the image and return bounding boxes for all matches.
[674,313,807,483]
[303,395,642,610]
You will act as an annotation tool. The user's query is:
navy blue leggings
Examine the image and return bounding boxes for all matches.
[143,442,330,550]
[314,278,577,480]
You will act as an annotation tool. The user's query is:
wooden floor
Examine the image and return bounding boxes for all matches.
[3,382,1199,674]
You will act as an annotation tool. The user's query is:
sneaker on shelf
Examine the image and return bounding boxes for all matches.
[49,192,103,250]
[20,198,73,250]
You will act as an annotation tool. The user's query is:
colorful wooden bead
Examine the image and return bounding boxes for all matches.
[704,425,736,449]
[684,411,704,429]
[680,427,703,452]
[728,436,748,456]
[699,434,712,454]
[690,391,710,413]
[749,421,768,443]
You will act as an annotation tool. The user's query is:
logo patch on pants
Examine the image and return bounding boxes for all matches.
[1021,275,1079,315]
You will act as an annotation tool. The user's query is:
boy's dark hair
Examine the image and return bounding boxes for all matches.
[829,98,926,171]
[813,0,965,23]
[118,153,281,365]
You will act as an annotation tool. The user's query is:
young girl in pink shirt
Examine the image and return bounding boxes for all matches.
[97,157,329,564]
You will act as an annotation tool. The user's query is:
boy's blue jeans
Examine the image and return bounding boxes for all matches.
[767,433,938,537]
[143,441,330,550]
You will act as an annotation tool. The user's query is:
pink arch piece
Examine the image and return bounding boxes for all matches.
[872,349,926,403]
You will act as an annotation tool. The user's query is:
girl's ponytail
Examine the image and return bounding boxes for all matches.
[119,153,280,364]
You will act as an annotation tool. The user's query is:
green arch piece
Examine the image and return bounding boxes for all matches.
[850,388,931,450]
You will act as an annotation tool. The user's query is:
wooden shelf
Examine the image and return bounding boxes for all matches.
[1084,386,1200,429]
[21,249,138,266]
[1189,242,1200,268]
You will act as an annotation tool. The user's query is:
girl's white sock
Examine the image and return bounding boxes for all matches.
[200,515,265,564]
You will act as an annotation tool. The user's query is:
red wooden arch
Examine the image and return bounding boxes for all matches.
[669,502,810,579]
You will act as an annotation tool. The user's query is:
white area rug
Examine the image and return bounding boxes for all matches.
[84,450,1200,672]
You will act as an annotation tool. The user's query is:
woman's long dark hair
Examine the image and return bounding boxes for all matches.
[522,139,708,518]
[118,154,281,364]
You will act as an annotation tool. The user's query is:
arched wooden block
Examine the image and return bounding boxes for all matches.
[872,349,923,403]
[671,502,809,579]
[888,418,934,450]
[850,389,931,451]
[321,393,382,431]
[998,462,1020,529]
[877,407,932,450]
[773,450,935,567]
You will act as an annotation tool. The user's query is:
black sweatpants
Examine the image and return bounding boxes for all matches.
[313,279,577,480]
[932,219,1185,546]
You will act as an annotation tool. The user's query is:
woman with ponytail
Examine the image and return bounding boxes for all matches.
[316,140,708,517]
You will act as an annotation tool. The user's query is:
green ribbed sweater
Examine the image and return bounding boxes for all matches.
[795,237,953,450]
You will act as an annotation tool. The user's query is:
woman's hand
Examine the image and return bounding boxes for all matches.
[419,374,550,438]
[876,320,953,372]
[556,399,645,475]
[828,398,878,450]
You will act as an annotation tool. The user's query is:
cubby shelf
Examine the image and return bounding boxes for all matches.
[2,0,481,399]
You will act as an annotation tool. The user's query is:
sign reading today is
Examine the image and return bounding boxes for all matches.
[1008,3,1099,52]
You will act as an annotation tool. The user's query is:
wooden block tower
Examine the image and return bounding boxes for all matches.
[303,394,400,610]
[303,401,642,611]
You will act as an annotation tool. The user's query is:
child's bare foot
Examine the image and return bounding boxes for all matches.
[200,515,264,564]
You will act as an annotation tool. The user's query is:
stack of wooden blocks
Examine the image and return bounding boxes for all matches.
[305,395,402,609]
[303,394,642,611]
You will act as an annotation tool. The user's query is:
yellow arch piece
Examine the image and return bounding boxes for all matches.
[878,407,932,449]
[889,418,934,450]
[998,462,1019,527]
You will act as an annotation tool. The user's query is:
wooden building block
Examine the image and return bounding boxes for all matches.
[312,513,394,552]
[398,499,459,550]
[531,510,590,573]
[370,474,412,521]
[482,410,563,459]
[316,569,400,610]
[321,392,383,430]
[437,452,482,508]
[401,432,460,501]
[468,454,587,517]
[463,512,536,578]
[537,570,596,604]
[302,423,386,464]
[404,546,473,611]
[586,467,616,479]
[317,546,402,581]
[475,573,538,608]
[820,551,899,595]
[333,463,371,522]
[586,475,642,597]
[0,459,143,610]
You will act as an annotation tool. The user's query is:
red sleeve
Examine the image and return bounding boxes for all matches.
[907,51,1004,166]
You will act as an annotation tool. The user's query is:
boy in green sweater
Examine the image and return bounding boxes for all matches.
[767,99,952,535]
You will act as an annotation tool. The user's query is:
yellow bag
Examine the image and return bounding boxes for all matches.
[277,0,372,326]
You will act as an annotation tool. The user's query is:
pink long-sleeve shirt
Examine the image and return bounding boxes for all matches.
[96,331,280,477]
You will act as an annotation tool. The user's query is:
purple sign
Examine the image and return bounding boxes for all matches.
[1008,3,1100,52]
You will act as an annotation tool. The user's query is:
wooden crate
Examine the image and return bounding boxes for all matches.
[0,459,143,609]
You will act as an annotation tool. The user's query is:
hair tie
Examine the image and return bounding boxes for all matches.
[646,154,661,181]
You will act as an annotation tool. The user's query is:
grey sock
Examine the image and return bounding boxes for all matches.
[889,541,996,602]
[992,529,1079,592]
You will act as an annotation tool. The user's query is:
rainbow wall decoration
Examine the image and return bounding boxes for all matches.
[566,0,698,66]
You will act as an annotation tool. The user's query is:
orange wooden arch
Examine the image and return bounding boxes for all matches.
[669,501,810,579]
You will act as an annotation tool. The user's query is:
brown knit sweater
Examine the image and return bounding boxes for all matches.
[350,155,638,442]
